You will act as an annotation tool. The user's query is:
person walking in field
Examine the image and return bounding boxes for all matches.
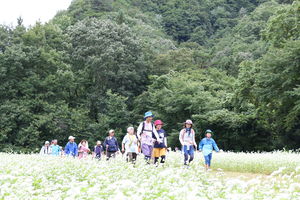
[40,141,51,155]
[64,136,78,157]
[153,120,168,166]
[122,127,138,164]
[50,139,61,156]
[93,141,103,160]
[179,120,197,167]
[78,139,90,159]
[103,130,120,161]
[137,111,162,164]
[199,129,220,171]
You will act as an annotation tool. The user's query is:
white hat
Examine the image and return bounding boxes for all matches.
[68,136,75,140]
[45,141,50,144]
[109,129,115,134]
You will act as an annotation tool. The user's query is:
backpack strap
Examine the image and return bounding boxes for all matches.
[140,122,154,134]
[140,122,145,136]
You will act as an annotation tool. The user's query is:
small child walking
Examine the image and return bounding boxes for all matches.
[153,120,168,166]
[93,141,103,160]
[179,120,197,167]
[198,129,220,170]
[122,127,138,164]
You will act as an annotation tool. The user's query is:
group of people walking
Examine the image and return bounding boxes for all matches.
[40,111,220,170]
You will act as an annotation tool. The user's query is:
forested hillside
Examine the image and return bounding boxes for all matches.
[0,0,299,152]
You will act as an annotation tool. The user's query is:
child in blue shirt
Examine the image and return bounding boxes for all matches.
[198,129,220,170]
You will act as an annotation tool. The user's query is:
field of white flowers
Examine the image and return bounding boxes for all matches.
[0,151,300,200]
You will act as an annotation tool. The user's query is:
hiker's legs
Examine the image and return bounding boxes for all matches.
[204,154,210,170]
[142,143,153,164]
[160,148,166,164]
[188,146,194,163]
[106,151,116,160]
[96,155,101,161]
[112,152,116,158]
[153,148,160,165]
[106,152,111,161]
[207,153,212,167]
[132,153,137,164]
[160,155,166,163]
[183,145,189,165]
[127,152,132,162]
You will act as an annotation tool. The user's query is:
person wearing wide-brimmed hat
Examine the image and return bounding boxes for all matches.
[179,120,197,166]
[137,111,162,164]
[64,136,78,157]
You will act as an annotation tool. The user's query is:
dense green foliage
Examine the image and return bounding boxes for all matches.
[0,0,299,152]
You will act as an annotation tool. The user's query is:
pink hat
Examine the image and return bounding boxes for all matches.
[184,120,193,125]
[154,120,164,126]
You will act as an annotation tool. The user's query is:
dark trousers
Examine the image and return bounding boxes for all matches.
[106,151,116,160]
[126,152,137,163]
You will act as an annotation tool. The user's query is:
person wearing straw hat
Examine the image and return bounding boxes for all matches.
[199,129,220,171]
[64,136,78,157]
[179,120,197,167]
[137,111,162,164]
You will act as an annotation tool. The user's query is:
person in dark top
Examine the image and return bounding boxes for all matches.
[93,141,103,160]
[153,120,168,166]
[103,130,119,161]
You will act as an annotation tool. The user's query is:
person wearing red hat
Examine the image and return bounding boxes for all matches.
[153,120,168,166]
[179,120,197,166]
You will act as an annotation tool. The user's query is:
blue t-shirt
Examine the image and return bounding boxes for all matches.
[154,129,167,148]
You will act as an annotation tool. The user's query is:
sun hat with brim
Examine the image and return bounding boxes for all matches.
[144,111,154,119]
[68,136,75,140]
[154,120,163,126]
[45,141,50,144]
[184,119,193,125]
[206,129,213,133]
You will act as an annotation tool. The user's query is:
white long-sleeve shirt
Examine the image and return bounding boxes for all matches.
[137,121,162,145]
[40,145,51,155]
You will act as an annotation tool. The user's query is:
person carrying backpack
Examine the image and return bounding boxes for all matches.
[137,111,162,164]
[153,120,168,166]
[179,120,197,167]
[103,130,120,161]
[199,129,220,171]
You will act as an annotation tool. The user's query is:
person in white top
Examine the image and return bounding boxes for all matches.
[137,111,162,164]
[179,120,197,166]
[40,141,51,155]
[122,127,138,164]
